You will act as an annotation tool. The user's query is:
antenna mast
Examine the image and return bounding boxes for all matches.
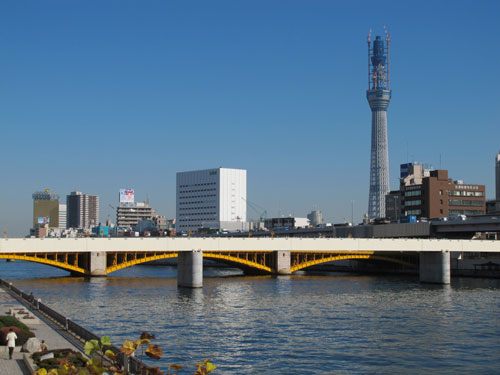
[367,29,372,90]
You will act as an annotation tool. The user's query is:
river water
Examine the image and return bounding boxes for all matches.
[0,261,498,374]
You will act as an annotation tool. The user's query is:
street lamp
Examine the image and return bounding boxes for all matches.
[351,200,354,225]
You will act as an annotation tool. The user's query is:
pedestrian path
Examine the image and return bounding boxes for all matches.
[0,287,80,375]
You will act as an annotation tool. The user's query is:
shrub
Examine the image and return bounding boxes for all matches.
[0,315,31,331]
[32,349,87,370]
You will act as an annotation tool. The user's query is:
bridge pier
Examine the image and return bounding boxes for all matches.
[419,251,451,284]
[89,251,107,277]
[273,250,291,275]
[177,250,203,288]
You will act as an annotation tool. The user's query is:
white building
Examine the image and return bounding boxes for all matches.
[176,168,247,232]
[58,204,67,230]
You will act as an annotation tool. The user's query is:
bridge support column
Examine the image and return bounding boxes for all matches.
[273,250,291,275]
[419,251,450,284]
[89,251,107,277]
[177,250,203,288]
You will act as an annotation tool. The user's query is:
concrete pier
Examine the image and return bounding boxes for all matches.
[419,251,451,284]
[89,251,107,276]
[274,250,291,275]
[177,250,203,288]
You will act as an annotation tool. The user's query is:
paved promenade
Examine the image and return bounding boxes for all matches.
[0,287,80,375]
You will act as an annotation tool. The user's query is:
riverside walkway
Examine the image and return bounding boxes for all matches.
[0,286,80,375]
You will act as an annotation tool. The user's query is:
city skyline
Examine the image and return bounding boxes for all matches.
[1,1,499,236]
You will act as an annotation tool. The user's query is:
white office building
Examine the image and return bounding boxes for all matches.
[58,204,67,230]
[176,168,247,232]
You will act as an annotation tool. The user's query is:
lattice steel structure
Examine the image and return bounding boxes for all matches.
[367,30,391,219]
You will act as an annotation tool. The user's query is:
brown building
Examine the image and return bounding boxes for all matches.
[32,190,60,228]
[401,170,485,219]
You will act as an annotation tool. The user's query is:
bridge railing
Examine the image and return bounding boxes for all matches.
[0,279,150,374]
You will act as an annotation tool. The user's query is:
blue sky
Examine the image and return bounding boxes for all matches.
[1,1,499,236]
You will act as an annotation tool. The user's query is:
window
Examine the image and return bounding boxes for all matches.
[404,190,421,197]
[448,199,484,207]
[405,200,422,206]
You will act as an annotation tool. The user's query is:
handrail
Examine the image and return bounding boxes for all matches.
[0,278,153,374]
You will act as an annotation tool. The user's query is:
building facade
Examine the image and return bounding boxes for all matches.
[367,32,392,219]
[264,217,309,230]
[66,191,100,230]
[176,168,247,232]
[32,190,60,229]
[401,170,485,219]
[116,202,156,228]
[385,190,401,222]
[58,204,67,230]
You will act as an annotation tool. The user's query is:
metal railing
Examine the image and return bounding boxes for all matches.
[0,279,152,374]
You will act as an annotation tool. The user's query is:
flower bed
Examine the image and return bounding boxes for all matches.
[32,348,87,370]
[0,315,35,346]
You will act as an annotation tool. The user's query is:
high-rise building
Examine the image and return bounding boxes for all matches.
[67,191,100,230]
[176,168,247,232]
[58,204,67,230]
[32,189,60,228]
[367,31,391,219]
[496,152,500,201]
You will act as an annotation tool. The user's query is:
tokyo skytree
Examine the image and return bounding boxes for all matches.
[367,30,391,219]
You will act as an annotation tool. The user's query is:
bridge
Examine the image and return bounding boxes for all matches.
[0,237,499,286]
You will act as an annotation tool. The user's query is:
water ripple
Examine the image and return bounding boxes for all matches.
[1,262,499,374]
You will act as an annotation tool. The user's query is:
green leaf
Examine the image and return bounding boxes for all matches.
[205,361,217,373]
[84,340,99,356]
[104,349,117,360]
[100,336,112,346]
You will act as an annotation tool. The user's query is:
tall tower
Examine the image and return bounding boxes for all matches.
[367,30,391,219]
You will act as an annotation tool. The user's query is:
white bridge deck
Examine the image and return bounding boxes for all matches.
[0,237,499,253]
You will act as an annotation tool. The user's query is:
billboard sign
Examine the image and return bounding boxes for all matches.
[119,188,135,204]
[37,216,49,225]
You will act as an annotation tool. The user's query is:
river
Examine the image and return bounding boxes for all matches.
[0,261,498,374]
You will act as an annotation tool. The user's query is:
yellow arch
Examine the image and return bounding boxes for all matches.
[290,253,415,272]
[0,254,86,275]
[106,252,178,274]
[203,252,272,273]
